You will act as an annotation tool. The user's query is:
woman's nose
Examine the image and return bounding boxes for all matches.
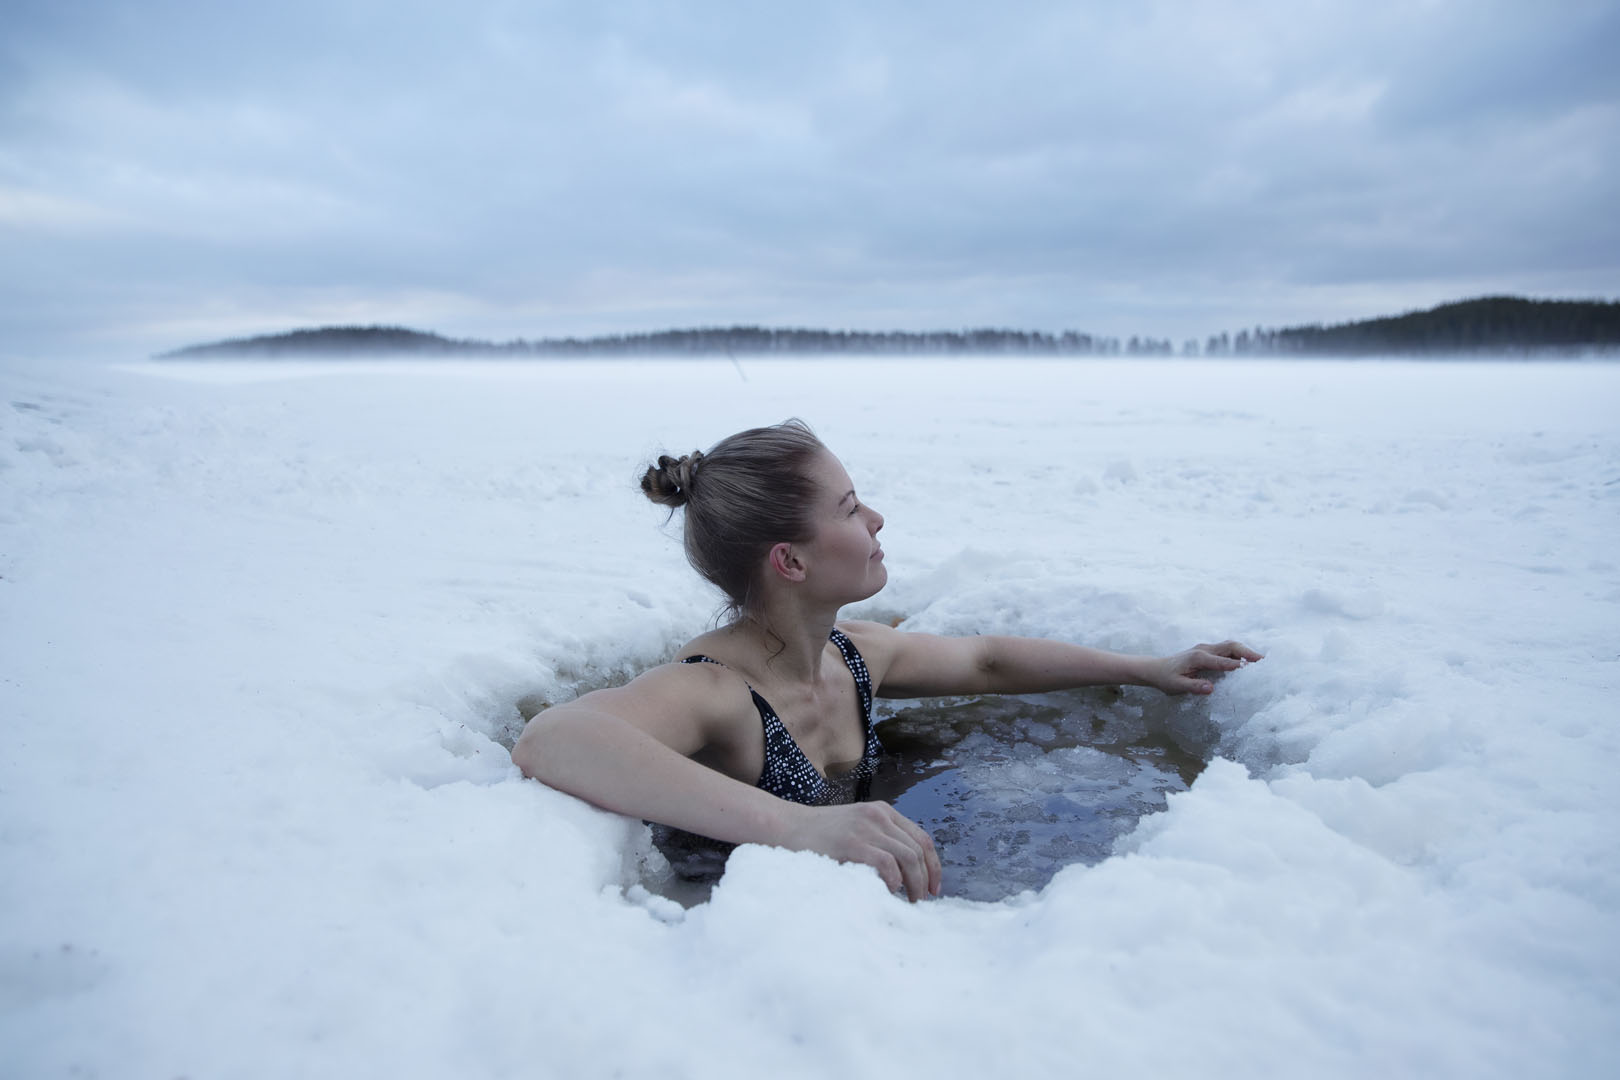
[870,508,884,533]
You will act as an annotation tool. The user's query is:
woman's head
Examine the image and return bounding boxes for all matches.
[641,419,829,618]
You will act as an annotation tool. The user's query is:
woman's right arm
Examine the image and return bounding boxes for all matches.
[510,666,940,900]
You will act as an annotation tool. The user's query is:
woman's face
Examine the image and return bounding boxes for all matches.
[798,450,886,604]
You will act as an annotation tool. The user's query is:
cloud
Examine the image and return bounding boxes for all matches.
[1,0,1616,356]
[0,185,127,230]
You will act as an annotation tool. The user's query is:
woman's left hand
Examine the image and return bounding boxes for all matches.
[1145,640,1263,695]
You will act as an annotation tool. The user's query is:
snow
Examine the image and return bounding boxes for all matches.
[2,354,1617,1078]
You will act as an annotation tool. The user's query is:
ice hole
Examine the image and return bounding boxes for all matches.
[631,685,1218,905]
[509,646,1220,906]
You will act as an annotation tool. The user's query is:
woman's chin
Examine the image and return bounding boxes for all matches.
[828,565,889,608]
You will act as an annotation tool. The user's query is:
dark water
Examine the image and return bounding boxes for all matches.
[642,686,1218,904]
[868,688,1214,901]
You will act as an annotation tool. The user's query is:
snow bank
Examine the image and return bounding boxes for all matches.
[2,355,1617,1078]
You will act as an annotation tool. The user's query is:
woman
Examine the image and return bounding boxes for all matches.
[511,420,1261,901]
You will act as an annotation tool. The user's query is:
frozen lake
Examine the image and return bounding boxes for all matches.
[3,354,1618,1078]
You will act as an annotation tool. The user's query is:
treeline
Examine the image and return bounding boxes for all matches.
[1206,296,1620,356]
[161,325,1172,359]
[161,296,1619,361]
[166,325,489,357]
[523,327,1179,356]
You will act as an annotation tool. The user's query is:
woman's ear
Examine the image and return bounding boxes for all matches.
[767,542,807,583]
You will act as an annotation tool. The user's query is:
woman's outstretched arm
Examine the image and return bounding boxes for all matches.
[842,621,1262,699]
[511,665,941,899]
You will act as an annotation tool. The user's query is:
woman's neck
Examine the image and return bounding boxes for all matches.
[731,597,840,684]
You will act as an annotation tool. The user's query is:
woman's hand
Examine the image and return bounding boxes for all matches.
[1144,640,1263,695]
[776,800,942,901]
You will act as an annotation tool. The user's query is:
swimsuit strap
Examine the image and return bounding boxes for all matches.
[683,628,871,716]
[827,628,880,801]
[678,631,879,804]
[826,627,873,729]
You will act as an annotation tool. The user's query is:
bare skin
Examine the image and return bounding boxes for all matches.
[511,450,1262,901]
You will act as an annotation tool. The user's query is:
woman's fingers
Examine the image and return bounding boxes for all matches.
[1186,642,1264,676]
[785,801,941,901]
[1198,640,1265,662]
[891,843,933,902]
[892,807,943,897]
[863,802,938,902]
[843,802,940,901]
[907,806,946,900]
[886,847,924,901]
[874,851,904,896]
[1156,641,1263,694]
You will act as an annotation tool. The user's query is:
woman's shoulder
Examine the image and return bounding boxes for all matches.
[834,618,901,640]
[833,619,905,667]
[575,655,759,745]
[674,624,747,663]
[617,652,746,701]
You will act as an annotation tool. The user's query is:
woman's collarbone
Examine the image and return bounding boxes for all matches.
[773,684,863,771]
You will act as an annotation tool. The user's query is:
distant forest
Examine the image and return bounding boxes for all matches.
[1205,296,1620,356]
[161,296,1620,360]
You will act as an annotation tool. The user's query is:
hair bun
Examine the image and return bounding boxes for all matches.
[640,450,704,507]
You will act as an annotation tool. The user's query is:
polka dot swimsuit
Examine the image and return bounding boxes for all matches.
[653,629,881,880]
[681,627,880,804]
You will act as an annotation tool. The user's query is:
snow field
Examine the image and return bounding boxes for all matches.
[2,355,1617,1077]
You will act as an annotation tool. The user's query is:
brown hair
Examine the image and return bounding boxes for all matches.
[641,419,827,619]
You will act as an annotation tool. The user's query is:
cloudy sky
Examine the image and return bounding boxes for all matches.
[3,0,1617,357]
